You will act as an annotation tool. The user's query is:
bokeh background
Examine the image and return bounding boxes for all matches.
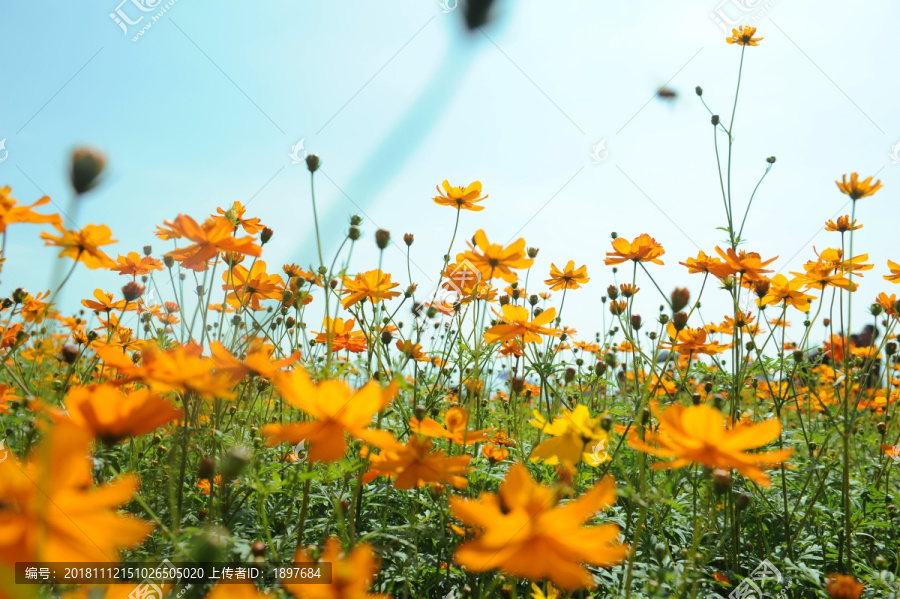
[1,0,897,343]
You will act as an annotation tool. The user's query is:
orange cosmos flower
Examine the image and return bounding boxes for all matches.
[463,230,534,283]
[216,201,264,234]
[98,343,235,401]
[714,246,776,281]
[756,274,815,312]
[824,215,862,232]
[825,573,864,599]
[63,383,182,443]
[41,223,117,269]
[483,304,560,345]
[341,269,401,308]
[884,260,900,283]
[0,423,152,563]
[209,340,302,380]
[545,260,589,291]
[409,406,492,445]
[726,25,763,46]
[876,292,897,316]
[604,233,665,266]
[450,463,628,591]
[223,260,284,310]
[314,317,368,353]
[481,443,510,463]
[262,369,399,462]
[628,404,792,486]
[395,339,429,362]
[82,289,133,313]
[110,252,163,277]
[287,537,390,599]
[836,173,882,201]
[432,180,488,211]
[164,214,261,271]
[679,250,724,275]
[367,436,471,489]
[20,291,54,323]
[663,322,728,355]
[0,187,62,233]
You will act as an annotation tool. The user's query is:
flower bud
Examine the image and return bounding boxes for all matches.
[766,156,776,164]
[305,154,320,172]
[375,229,390,249]
[711,115,720,126]
[670,287,690,312]
[70,147,106,194]
[163,255,175,268]
[527,247,539,259]
[630,314,642,330]
[753,279,770,299]
[220,445,252,481]
[564,367,576,383]
[712,469,733,494]
[61,345,79,364]
[121,281,145,302]
[251,541,266,557]
[381,330,392,344]
[695,86,703,96]
[198,457,216,480]
[607,285,619,300]
[260,227,274,244]
[672,311,688,331]
[348,226,360,241]
[143,245,152,256]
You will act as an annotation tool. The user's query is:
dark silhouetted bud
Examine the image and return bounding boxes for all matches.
[380,330,392,344]
[695,86,703,96]
[672,311,688,331]
[601,415,612,431]
[305,154,320,172]
[403,233,414,246]
[499,294,510,306]
[753,279,770,299]
[61,345,79,364]
[121,281,145,302]
[711,115,720,126]
[736,493,751,510]
[511,377,525,393]
[766,156,776,164]
[143,245,152,256]
[564,367,576,383]
[887,342,897,355]
[198,457,216,480]
[630,314,642,330]
[712,469,733,494]
[70,147,106,194]
[251,541,266,557]
[260,227,274,244]
[375,229,390,249]
[671,287,690,312]
[877,422,887,435]
[527,247,539,258]
[163,255,175,268]
[12,288,28,304]
[595,361,607,376]
[348,226,360,241]
[607,285,619,300]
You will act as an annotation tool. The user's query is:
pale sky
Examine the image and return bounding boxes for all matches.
[1,0,898,345]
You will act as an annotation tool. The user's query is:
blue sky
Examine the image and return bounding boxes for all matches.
[1,0,898,344]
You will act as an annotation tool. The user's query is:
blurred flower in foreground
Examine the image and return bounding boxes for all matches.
[529,405,609,466]
[0,423,152,562]
[263,369,399,462]
[410,406,492,445]
[62,383,182,443]
[450,463,628,590]
[0,186,62,233]
[288,537,389,599]
[368,436,471,489]
[825,573,864,599]
[41,223,117,269]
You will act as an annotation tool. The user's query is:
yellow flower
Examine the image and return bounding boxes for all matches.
[604,234,665,265]
[287,537,391,599]
[41,223,117,269]
[450,463,628,591]
[545,260,589,291]
[483,304,560,345]
[529,405,609,466]
[463,230,534,283]
[341,269,401,308]
[756,274,815,312]
[432,180,488,211]
[409,406,492,445]
[824,215,862,232]
[836,172,882,200]
[726,25,763,46]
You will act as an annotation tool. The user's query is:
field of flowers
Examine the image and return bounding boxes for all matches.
[0,25,898,599]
